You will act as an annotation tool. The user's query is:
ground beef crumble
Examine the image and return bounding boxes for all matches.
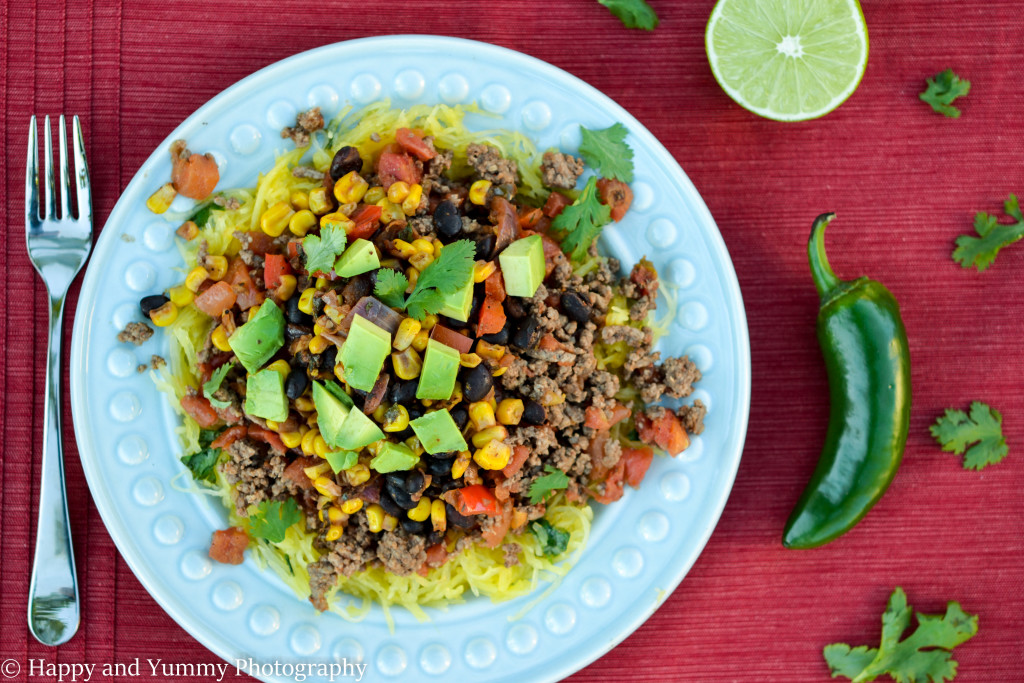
[376,530,427,576]
[540,151,584,189]
[117,321,153,346]
[466,143,518,190]
[281,107,324,147]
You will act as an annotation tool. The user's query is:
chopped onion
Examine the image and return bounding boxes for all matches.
[338,296,403,336]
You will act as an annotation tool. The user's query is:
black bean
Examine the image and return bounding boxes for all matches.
[480,316,511,345]
[389,380,418,406]
[378,490,404,517]
[560,291,592,324]
[437,478,463,493]
[426,457,454,478]
[329,146,362,180]
[446,502,476,529]
[140,294,169,316]
[450,407,469,430]
[473,233,495,261]
[504,297,527,319]
[425,529,444,547]
[522,398,546,425]
[284,370,308,400]
[284,323,310,342]
[468,284,484,322]
[312,294,326,318]
[400,518,429,535]
[404,470,425,494]
[284,295,312,325]
[321,346,337,368]
[433,200,462,238]
[463,363,493,403]
[511,315,541,350]
[407,404,425,421]
[385,478,418,510]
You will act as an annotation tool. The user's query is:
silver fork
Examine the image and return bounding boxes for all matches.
[25,115,92,646]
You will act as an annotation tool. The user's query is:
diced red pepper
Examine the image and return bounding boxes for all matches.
[622,447,654,488]
[395,128,437,161]
[347,204,383,240]
[429,324,474,354]
[209,527,248,565]
[264,253,292,290]
[227,257,264,310]
[282,456,318,490]
[518,207,544,229]
[210,425,247,450]
[193,281,237,318]
[181,394,221,429]
[451,484,500,517]
[478,270,507,336]
[376,151,421,188]
[247,424,287,454]
[635,411,690,457]
[542,191,572,218]
[502,445,530,478]
[596,178,633,222]
[481,501,513,549]
[540,234,564,277]
[287,241,300,259]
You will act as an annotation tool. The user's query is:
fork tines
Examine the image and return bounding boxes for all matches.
[26,115,91,225]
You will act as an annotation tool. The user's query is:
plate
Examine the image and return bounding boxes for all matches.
[70,36,750,683]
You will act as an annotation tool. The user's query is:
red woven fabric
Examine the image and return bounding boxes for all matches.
[3,1,1023,681]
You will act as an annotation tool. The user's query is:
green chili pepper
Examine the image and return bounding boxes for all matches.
[782,213,911,549]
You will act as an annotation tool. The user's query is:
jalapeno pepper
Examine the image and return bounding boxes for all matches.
[782,213,911,549]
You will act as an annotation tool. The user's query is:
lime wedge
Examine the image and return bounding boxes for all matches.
[706,0,869,121]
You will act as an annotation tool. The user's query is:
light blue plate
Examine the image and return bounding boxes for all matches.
[70,36,750,683]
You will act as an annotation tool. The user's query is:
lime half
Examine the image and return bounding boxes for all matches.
[706,0,868,121]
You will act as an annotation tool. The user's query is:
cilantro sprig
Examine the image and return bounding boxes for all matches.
[180,429,222,484]
[952,194,1024,271]
[824,587,979,683]
[597,0,658,31]
[202,361,235,410]
[579,122,635,183]
[372,239,475,320]
[302,225,347,276]
[373,269,409,309]
[248,498,302,543]
[920,69,970,118]
[528,465,570,504]
[930,401,1009,470]
[552,177,612,262]
[530,519,570,556]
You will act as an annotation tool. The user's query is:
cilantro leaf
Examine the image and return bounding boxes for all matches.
[404,239,475,320]
[597,0,659,30]
[530,519,570,556]
[528,465,570,504]
[202,361,235,410]
[824,587,979,683]
[188,202,225,229]
[198,429,219,448]
[930,401,1009,470]
[248,498,302,543]
[920,69,970,118]
[373,268,410,309]
[552,177,612,262]
[579,122,635,183]
[180,447,221,484]
[302,225,347,276]
[952,195,1024,271]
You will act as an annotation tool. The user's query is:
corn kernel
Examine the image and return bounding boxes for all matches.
[265,359,290,377]
[313,475,341,498]
[266,420,280,431]
[511,508,528,531]
[459,353,482,368]
[382,514,398,532]
[261,201,294,237]
[280,431,302,449]
[309,335,331,355]
[473,260,497,283]
[204,254,228,281]
[447,383,463,406]
[333,362,346,383]
[289,209,317,236]
[341,498,364,515]
[373,401,391,423]
[321,211,355,234]
[405,266,419,292]
[383,404,410,433]
[377,198,405,224]
[492,366,508,378]
[497,398,524,426]
[322,525,343,542]
[290,190,309,211]
[298,287,316,314]
[168,285,193,307]
[411,329,430,352]
[316,276,329,290]
[334,171,369,204]
[540,390,566,407]
[402,184,423,216]
[346,463,371,486]
[149,301,179,327]
[326,506,346,524]
[472,425,508,448]
[307,413,319,427]
[469,179,491,205]
[392,318,420,351]
[365,440,383,456]
[301,429,320,456]
[364,186,386,204]
[451,451,471,479]
[176,220,199,240]
[308,187,332,215]
[304,461,331,480]
[404,436,425,457]
[365,504,385,533]
[412,238,434,255]
[185,266,208,293]
[247,303,261,319]
[476,341,506,360]
[392,239,417,260]
[146,182,177,214]
[469,402,497,431]
[407,497,431,522]
[392,347,423,380]
[386,181,410,204]
[421,314,439,332]
[211,325,232,352]
[294,396,315,412]
[433,239,443,259]
[430,499,447,533]
[314,437,332,460]
[275,274,297,301]
[409,251,434,271]
[473,440,511,470]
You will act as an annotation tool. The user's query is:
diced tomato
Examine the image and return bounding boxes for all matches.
[591,460,625,504]
[540,234,564,277]
[243,231,278,256]
[194,281,237,317]
[395,128,437,161]
[264,253,292,290]
[247,424,287,454]
[227,258,264,310]
[181,394,221,429]
[629,258,659,299]
[451,484,500,517]
[347,204,382,240]
[635,411,690,457]
[542,191,572,218]
[622,447,654,488]
[518,207,544,229]
[287,241,300,259]
[376,151,421,188]
[588,430,610,479]
[584,406,613,431]
[425,543,448,567]
[481,501,513,549]
[502,445,530,478]
[210,425,247,450]
[429,324,474,354]
[608,402,632,427]
[283,456,318,490]
[172,151,220,201]
[209,527,248,565]
[478,270,507,336]
[596,178,633,222]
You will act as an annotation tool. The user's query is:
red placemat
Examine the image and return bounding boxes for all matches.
[2,1,1022,681]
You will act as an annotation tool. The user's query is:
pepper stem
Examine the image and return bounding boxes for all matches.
[808,212,841,299]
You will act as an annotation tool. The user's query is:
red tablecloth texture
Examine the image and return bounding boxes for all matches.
[2,1,1022,681]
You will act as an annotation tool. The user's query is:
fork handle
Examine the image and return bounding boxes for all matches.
[27,295,80,646]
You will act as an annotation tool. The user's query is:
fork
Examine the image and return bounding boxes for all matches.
[25,115,92,646]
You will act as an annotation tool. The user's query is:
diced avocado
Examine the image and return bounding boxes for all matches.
[410,409,468,454]
[499,234,545,297]
[334,238,380,278]
[325,450,358,473]
[228,300,285,372]
[338,315,392,392]
[336,404,385,451]
[370,441,419,473]
[313,380,352,448]
[244,368,289,422]
[416,338,460,400]
[437,272,474,322]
